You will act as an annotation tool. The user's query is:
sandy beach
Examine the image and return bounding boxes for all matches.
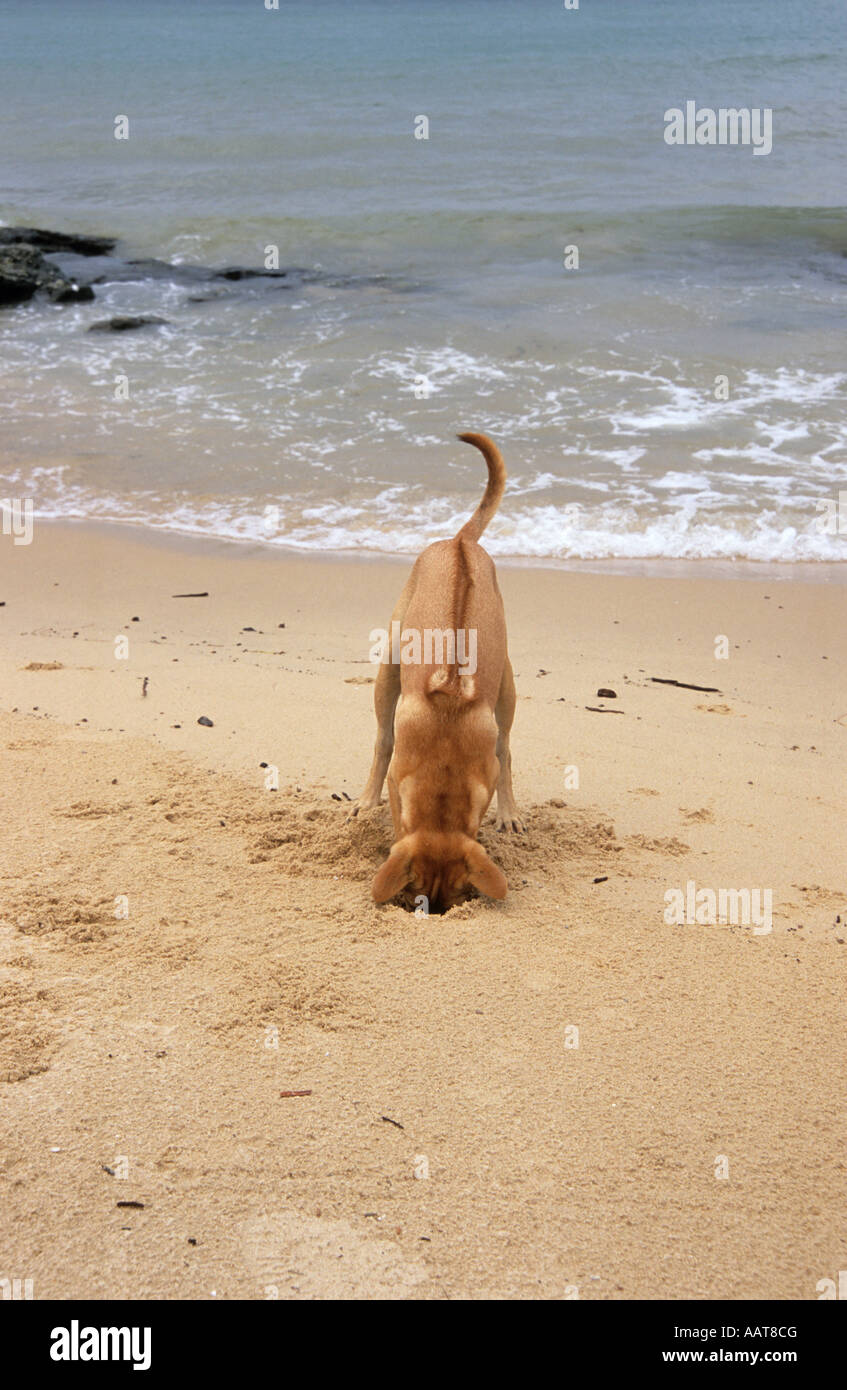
[1,521,844,1299]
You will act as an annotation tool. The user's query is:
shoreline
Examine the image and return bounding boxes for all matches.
[30,515,847,585]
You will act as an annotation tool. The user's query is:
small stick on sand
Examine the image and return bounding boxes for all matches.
[171,591,209,598]
[650,677,721,693]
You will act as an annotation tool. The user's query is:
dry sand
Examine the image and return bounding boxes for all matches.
[0,521,845,1299]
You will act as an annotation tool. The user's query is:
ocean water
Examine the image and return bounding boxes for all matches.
[1,0,845,561]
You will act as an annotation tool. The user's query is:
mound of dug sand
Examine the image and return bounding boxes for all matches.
[240,790,624,904]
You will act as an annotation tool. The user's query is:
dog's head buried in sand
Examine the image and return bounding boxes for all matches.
[354,432,524,913]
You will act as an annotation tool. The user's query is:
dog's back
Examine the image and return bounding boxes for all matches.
[400,433,508,708]
[400,537,506,708]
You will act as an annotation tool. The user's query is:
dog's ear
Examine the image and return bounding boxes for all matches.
[371,839,414,904]
[465,841,508,900]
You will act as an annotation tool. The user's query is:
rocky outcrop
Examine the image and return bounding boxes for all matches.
[0,243,95,305]
[0,223,417,314]
[0,226,116,256]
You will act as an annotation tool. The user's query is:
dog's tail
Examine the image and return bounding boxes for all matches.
[455,432,506,542]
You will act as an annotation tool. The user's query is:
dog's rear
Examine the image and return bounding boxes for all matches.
[355,433,523,911]
[401,435,507,711]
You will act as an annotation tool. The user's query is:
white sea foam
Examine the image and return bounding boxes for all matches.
[22,467,847,564]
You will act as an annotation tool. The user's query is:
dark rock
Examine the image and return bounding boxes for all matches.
[0,226,116,256]
[88,316,170,333]
[597,687,617,698]
[214,266,287,281]
[48,281,95,303]
[0,243,94,306]
[323,272,392,289]
[0,245,42,303]
[197,716,214,727]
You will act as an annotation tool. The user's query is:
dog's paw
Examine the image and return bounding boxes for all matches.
[496,810,526,834]
[349,796,381,820]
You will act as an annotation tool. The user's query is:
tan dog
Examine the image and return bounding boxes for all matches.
[354,432,523,911]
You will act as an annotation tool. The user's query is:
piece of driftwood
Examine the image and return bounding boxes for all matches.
[650,677,721,693]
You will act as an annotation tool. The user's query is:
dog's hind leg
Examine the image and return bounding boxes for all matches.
[493,656,525,832]
[352,654,401,814]
[353,575,416,816]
